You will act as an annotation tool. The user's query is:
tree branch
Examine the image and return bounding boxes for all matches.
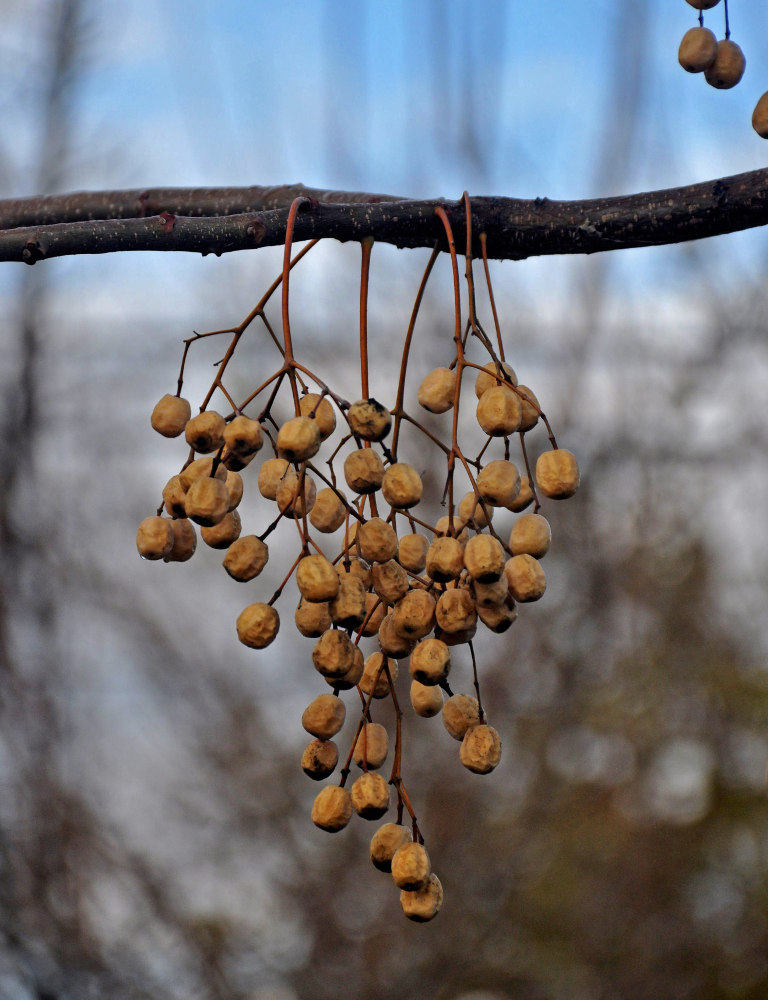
[2,168,768,265]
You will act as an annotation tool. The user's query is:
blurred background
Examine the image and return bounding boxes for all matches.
[1,1,768,998]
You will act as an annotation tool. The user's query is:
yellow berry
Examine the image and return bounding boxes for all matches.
[223,415,263,458]
[347,398,391,441]
[477,460,520,507]
[201,509,242,549]
[370,823,412,872]
[344,448,385,494]
[381,463,423,509]
[460,723,502,774]
[397,533,429,573]
[474,360,517,398]
[678,26,717,73]
[301,693,346,740]
[311,785,352,832]
[236,602,279,648]
[309,488,347,533]
[301,739,339,780]
[163,518,197,563]
[222,535,268,581]
[410,680,444,717]
[476,386,522,436]
[509,513,551,559]
[400,873,443,922]
[535,448,580,499]
[409,638,451,686]
[136,516,174,560]
[185,410,226,453]
[299,393,337,441]
[151,394,191,438]
[504,554,546,603]
[391,842,430,891]
[417,367,456,413]
[295,598,332,638]
[353,723,389,770]
[185,476,230,527]
[704,39,745,89]
[297,554,340,603]
[351,772,390,820]
[277,416,322,463]
[442,694,480,740]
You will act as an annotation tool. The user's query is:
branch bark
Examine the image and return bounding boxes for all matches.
[2,168,768,265]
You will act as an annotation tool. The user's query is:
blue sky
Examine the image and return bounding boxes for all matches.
[49,0,768,200]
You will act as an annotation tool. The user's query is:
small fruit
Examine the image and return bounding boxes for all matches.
[535,448,580,499]
[704,39,745,90]
[164,518,197,563]
[277,415,322,462]
[474,360,517,398]
[685,0,720,8]
[347,398,391,441]
[397,533,429,573]
[509,513,551,559]
[223,415,263,457]
[370,823,412,872]
[410,680,444,718]
[350,772,390,819]
[353,723,389,770]
[185,410,226,453]
[357,517,398,563]
[329,575,367,629]
[236,602,280,649]
[295,598,332,638]
[391,842,430,891]
[257,458,292,500]
[381,463,423,509]
[442,694,480,741]
[678,26,718,73]
[151,394,191,437]
[136,516,174,560]
[477,460,520,507]
[309,488,347,533]
[301,693,346,740]
[463,534,505,583]
[752,91,768,138]
[311,785,352,832]
[185,476,230,527]
[312,629,357,680]
[222,536,269,581]
[344,448,385,494]
[299,393,337,440]
[417,367,456,413]
[301,739,339,780]
[476,386,522,436]
[409,638,451,686]
[201,509,242,549]
[296,554,340,603]
[504,554,547,603]
[460,723,502,774]
[360,653,398,699]
[400,873,443,922]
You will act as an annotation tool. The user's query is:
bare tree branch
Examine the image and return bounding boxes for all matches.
[2,168,768,264]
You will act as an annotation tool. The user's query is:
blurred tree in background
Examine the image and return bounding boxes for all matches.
[1,2,767,999]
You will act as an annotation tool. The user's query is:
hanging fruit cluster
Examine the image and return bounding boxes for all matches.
[679,0,768,137]
[136,198,579,922]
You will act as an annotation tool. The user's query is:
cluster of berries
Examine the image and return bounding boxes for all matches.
[137,351,578,921]
[678,0,768,137]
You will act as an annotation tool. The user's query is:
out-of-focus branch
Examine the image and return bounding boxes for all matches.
[2,168,768,264]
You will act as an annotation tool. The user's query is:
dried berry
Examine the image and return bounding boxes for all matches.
[201,509,242,549]
[704,39,745,89]
[442,693,480,741]
[223,414,263,457]
[460,723,502,774]
[353,722,389,769]
[509,513,551,559]
[296,554,340,603]
[301,693,346,740]
[370,823,412,872]
[400,873,443,922]
[222,535,269,582]
[417,367,456,413]
[151,394,191,438]
[351,772,390,819]
[535,448,580,499]
[311,785,352,833]
[477,459,520,507]
[236,602,279,649]
[409,638,451,686]
[164,518,197,563]
[344,448,385,494]
[185,476,230,527]
[381,463,423,509]
[301,739,339,780]
[410,680,444,718]
[360,652,398,699]
[347,398,391,441]
[397,533,429,573]
[277,415,322,462]
[678,26,718,73]
[391,842,430,891]
[309,488,347,533]
[299,393,337,440]
[136,516,174,560]
[185,410,226,453]
[504,553,546,603]
[474,360,517,398]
